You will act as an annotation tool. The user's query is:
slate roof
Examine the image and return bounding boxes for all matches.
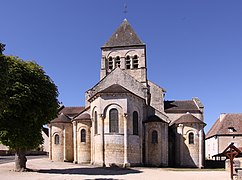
[164,100,201,113]
[206,113,242,139]
[51,113,71,123]
[171,113,205,126]
[102,19,144,48]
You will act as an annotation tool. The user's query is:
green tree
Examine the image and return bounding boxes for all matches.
[0,54,59,171]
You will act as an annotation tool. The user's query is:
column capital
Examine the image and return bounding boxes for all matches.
[98,113,104,119]
[72,121,77,126]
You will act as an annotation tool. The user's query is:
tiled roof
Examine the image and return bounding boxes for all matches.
[171,113,205,126]
[100,84,131,94]
[74,113,91,121]
[59,106,85,118]
[51,113,71,123]
[206,113,242,139]
[90,84,145,100]
[144,115,167,124]
[102,19,144,48]
[164,100,201,113]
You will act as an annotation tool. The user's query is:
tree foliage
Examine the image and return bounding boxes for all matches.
[0,55,59,151]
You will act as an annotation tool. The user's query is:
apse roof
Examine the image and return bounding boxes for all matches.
[59,106,85,118]
[74,113,91,121]
[51,113,71,123]
[171,113,205,126]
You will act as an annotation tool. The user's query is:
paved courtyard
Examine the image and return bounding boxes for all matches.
[0,157,230,180]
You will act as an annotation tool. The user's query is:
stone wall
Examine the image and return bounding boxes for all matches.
[77,121,91,163]
[173,123,204,167]
[51,123,73,162]
[100,47,147,84]
[145,121,168,167]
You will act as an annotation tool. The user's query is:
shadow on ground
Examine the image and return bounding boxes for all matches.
[38,166,142,176]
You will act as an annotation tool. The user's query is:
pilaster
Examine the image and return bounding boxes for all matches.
[99,113,105,166]
[73,121,77,164]
[123,113,130,167]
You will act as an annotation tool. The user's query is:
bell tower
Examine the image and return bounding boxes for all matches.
[100,19,147,85]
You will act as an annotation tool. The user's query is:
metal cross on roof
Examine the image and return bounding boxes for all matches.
[123,3,128,18]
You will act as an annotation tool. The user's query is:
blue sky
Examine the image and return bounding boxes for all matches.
[1,0,242,132]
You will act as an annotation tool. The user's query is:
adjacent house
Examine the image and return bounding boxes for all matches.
[205,113,242,160]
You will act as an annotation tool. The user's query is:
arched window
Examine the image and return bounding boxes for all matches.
[189,132,194,144]
[94,111,98,134]
[151,130,158,144]
[81,129,86,143]
[125,55,131,69]
[115,56,121,68]
[109,108,119,133]
[133,55,139,69]
[54,134,59,145]
[108,57,113,70]
[133,111,138,135]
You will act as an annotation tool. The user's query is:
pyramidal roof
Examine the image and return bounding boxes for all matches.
[102,19,144,48]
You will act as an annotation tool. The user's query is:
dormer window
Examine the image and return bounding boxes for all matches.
[115,56,121,68]
[125,55,131,69]
[133,55,139,69]
[108,57,113,70]
[228,127,236,132]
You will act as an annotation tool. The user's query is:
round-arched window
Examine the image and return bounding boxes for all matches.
[189,132,194,144]
[151,130,158,144]
[109,108,119,133]
[133,111,138,135]
[81,129,86,143]
[54,134,59,145]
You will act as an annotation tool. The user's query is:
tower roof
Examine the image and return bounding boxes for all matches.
[102,19,144,48]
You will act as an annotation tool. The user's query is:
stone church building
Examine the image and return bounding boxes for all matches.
[49,19,206,168]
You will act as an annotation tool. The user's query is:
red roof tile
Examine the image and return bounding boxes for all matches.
[206,113,242,139]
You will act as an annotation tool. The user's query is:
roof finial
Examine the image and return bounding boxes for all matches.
[123,3,128,19]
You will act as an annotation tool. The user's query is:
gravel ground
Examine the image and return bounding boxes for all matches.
[0,157,230,180]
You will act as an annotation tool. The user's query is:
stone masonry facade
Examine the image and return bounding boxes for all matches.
[49,19,206,168]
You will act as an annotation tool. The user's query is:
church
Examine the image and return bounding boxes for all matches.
[49,19,206,168]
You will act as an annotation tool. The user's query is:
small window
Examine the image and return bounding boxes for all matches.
[54,134,59,145]
[108,57,113,70]
[228,127,236,132]
[94,111,98,134]
[133,111,138,135]
[109,108,119,133]
[151,130,158,144]
[115,56,121,68]
[189,132,194,144]
[81,129,86,142]
[125,56,131,69]
[133,55,138,69]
